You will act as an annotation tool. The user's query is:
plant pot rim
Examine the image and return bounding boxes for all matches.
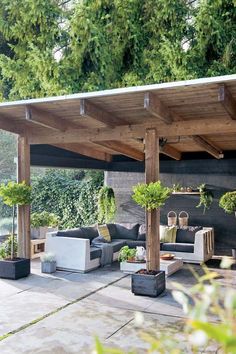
[0,257,29,263]
[134,269,164,276]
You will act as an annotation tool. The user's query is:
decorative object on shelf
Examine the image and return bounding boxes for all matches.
[118,246,137,262]
[178,211,189,227]
[196,183,213,214]
[31,211,59,239]
[167,211,177,226]
[172,183,181,193]
[41,253,56,273]
[0,181,31,280]
[132,181,171,297]
[98,186,116,223]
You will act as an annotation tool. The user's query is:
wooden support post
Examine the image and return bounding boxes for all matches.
[17,136,31,259]
[145,128,160,272]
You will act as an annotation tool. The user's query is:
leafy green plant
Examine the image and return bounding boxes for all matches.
[0,181,31,259]
[132,181,171,211]
[219,191,236,214]
[31,211,59,228]
[0,235,17,259]
[196,184,213,214]
[118,246,137,262]
[98,186,116,224]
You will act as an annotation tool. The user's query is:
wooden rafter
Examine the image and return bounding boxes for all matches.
[0,116,22,134]
[192,135,224,159]
[144,92,173,124]
[218,84,236,120]
[94,140,144,161]
[52,143,112,162]
[26,106,73,132]
[80,99,128,127]
[160,144,181,160]
[28,117,236,145]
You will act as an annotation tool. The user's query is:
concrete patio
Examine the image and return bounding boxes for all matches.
[0,259,234,354]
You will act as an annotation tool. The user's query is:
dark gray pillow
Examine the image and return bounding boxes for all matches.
[57,228,84,238]
[107,223,139,240]
[57,226,98,244]
[176,226,202,244]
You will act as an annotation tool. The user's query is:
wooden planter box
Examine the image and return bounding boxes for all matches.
[131,270,165,297]
[0,258,30,280]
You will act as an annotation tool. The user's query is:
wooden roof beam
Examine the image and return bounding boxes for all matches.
[218,84,236,120]
[0,115,23,134]
[160,144,181,160]
[192,135,224,159]
[94,140,144,161]
[26,106,71,132]
[52,143,112,162]
[144,92,173,124]
[80,99,128,127]
[28,118,236,145]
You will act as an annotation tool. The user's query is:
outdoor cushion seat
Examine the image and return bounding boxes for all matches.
[162,243,194,253]
[109,240,127,253]
[176,226,202,243]
[125,240,146,248]
[90,247,102,260]
[57,226,98,244]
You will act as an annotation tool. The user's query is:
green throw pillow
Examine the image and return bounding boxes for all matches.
[160,225,177,243]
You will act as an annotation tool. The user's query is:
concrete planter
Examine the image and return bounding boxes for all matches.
[41,261,56,274]
[0,258,30,280]
[131,270,165,297]
[31,227,58,239]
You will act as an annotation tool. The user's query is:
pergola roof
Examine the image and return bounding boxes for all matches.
[1,74,236,166]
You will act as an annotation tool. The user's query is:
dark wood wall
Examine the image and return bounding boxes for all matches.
[105,158,236,255]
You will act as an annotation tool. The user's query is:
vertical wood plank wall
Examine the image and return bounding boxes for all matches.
[105,158,236,255]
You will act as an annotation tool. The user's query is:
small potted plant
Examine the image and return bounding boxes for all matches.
[41,252,56,273]
[31,211,59,239]
[131,181,171,297]
[0,181,31,280]
[118,246,137,263]
[219,191,236,258]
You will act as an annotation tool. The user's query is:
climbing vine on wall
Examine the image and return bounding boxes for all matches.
[98,186,116,224]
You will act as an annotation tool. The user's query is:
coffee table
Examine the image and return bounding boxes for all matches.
[120,257,183,276]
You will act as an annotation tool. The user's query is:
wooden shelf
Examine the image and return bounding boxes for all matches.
[172,192,200,195]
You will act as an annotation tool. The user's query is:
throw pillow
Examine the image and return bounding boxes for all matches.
[97,224,111,242]
[160,225,177,243]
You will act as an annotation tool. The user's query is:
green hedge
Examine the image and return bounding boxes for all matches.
[31,169,104,229]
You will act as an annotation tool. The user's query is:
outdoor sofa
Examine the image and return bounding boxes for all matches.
[45,223,214,272]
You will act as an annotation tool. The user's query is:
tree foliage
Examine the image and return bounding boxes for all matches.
[0,0,235,100]
[31,169,104,229]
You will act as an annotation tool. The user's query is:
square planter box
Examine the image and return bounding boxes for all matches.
[131,270,165,297]
[41,261,56,274]
[0,258,30,280]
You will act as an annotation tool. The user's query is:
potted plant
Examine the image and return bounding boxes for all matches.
[219,191,236,258]
[31,211,59,239]
[131,181,171,297]
[0,181,31,279]
[41,252,56,273]
[118,246,137,262]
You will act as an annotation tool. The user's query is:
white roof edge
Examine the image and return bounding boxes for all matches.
[0,74,236,108]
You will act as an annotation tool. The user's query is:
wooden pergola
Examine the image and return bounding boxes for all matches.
[0,74,236,268]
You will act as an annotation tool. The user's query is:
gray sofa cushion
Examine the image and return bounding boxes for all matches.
[107,223,139,240]
[90,247,102,260]
[110,240,127,253]
[57,226,98,244]
[176,226,202,244]
[126,240,146,248]
[162,243,194,253]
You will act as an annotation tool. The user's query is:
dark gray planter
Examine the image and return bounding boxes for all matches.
[41,261,56,273]
[0,258,30,280]
[131,270,165,297]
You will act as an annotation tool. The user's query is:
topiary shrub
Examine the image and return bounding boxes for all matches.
[219,191,236,214]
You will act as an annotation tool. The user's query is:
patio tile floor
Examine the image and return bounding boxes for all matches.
[0,259,233,353]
